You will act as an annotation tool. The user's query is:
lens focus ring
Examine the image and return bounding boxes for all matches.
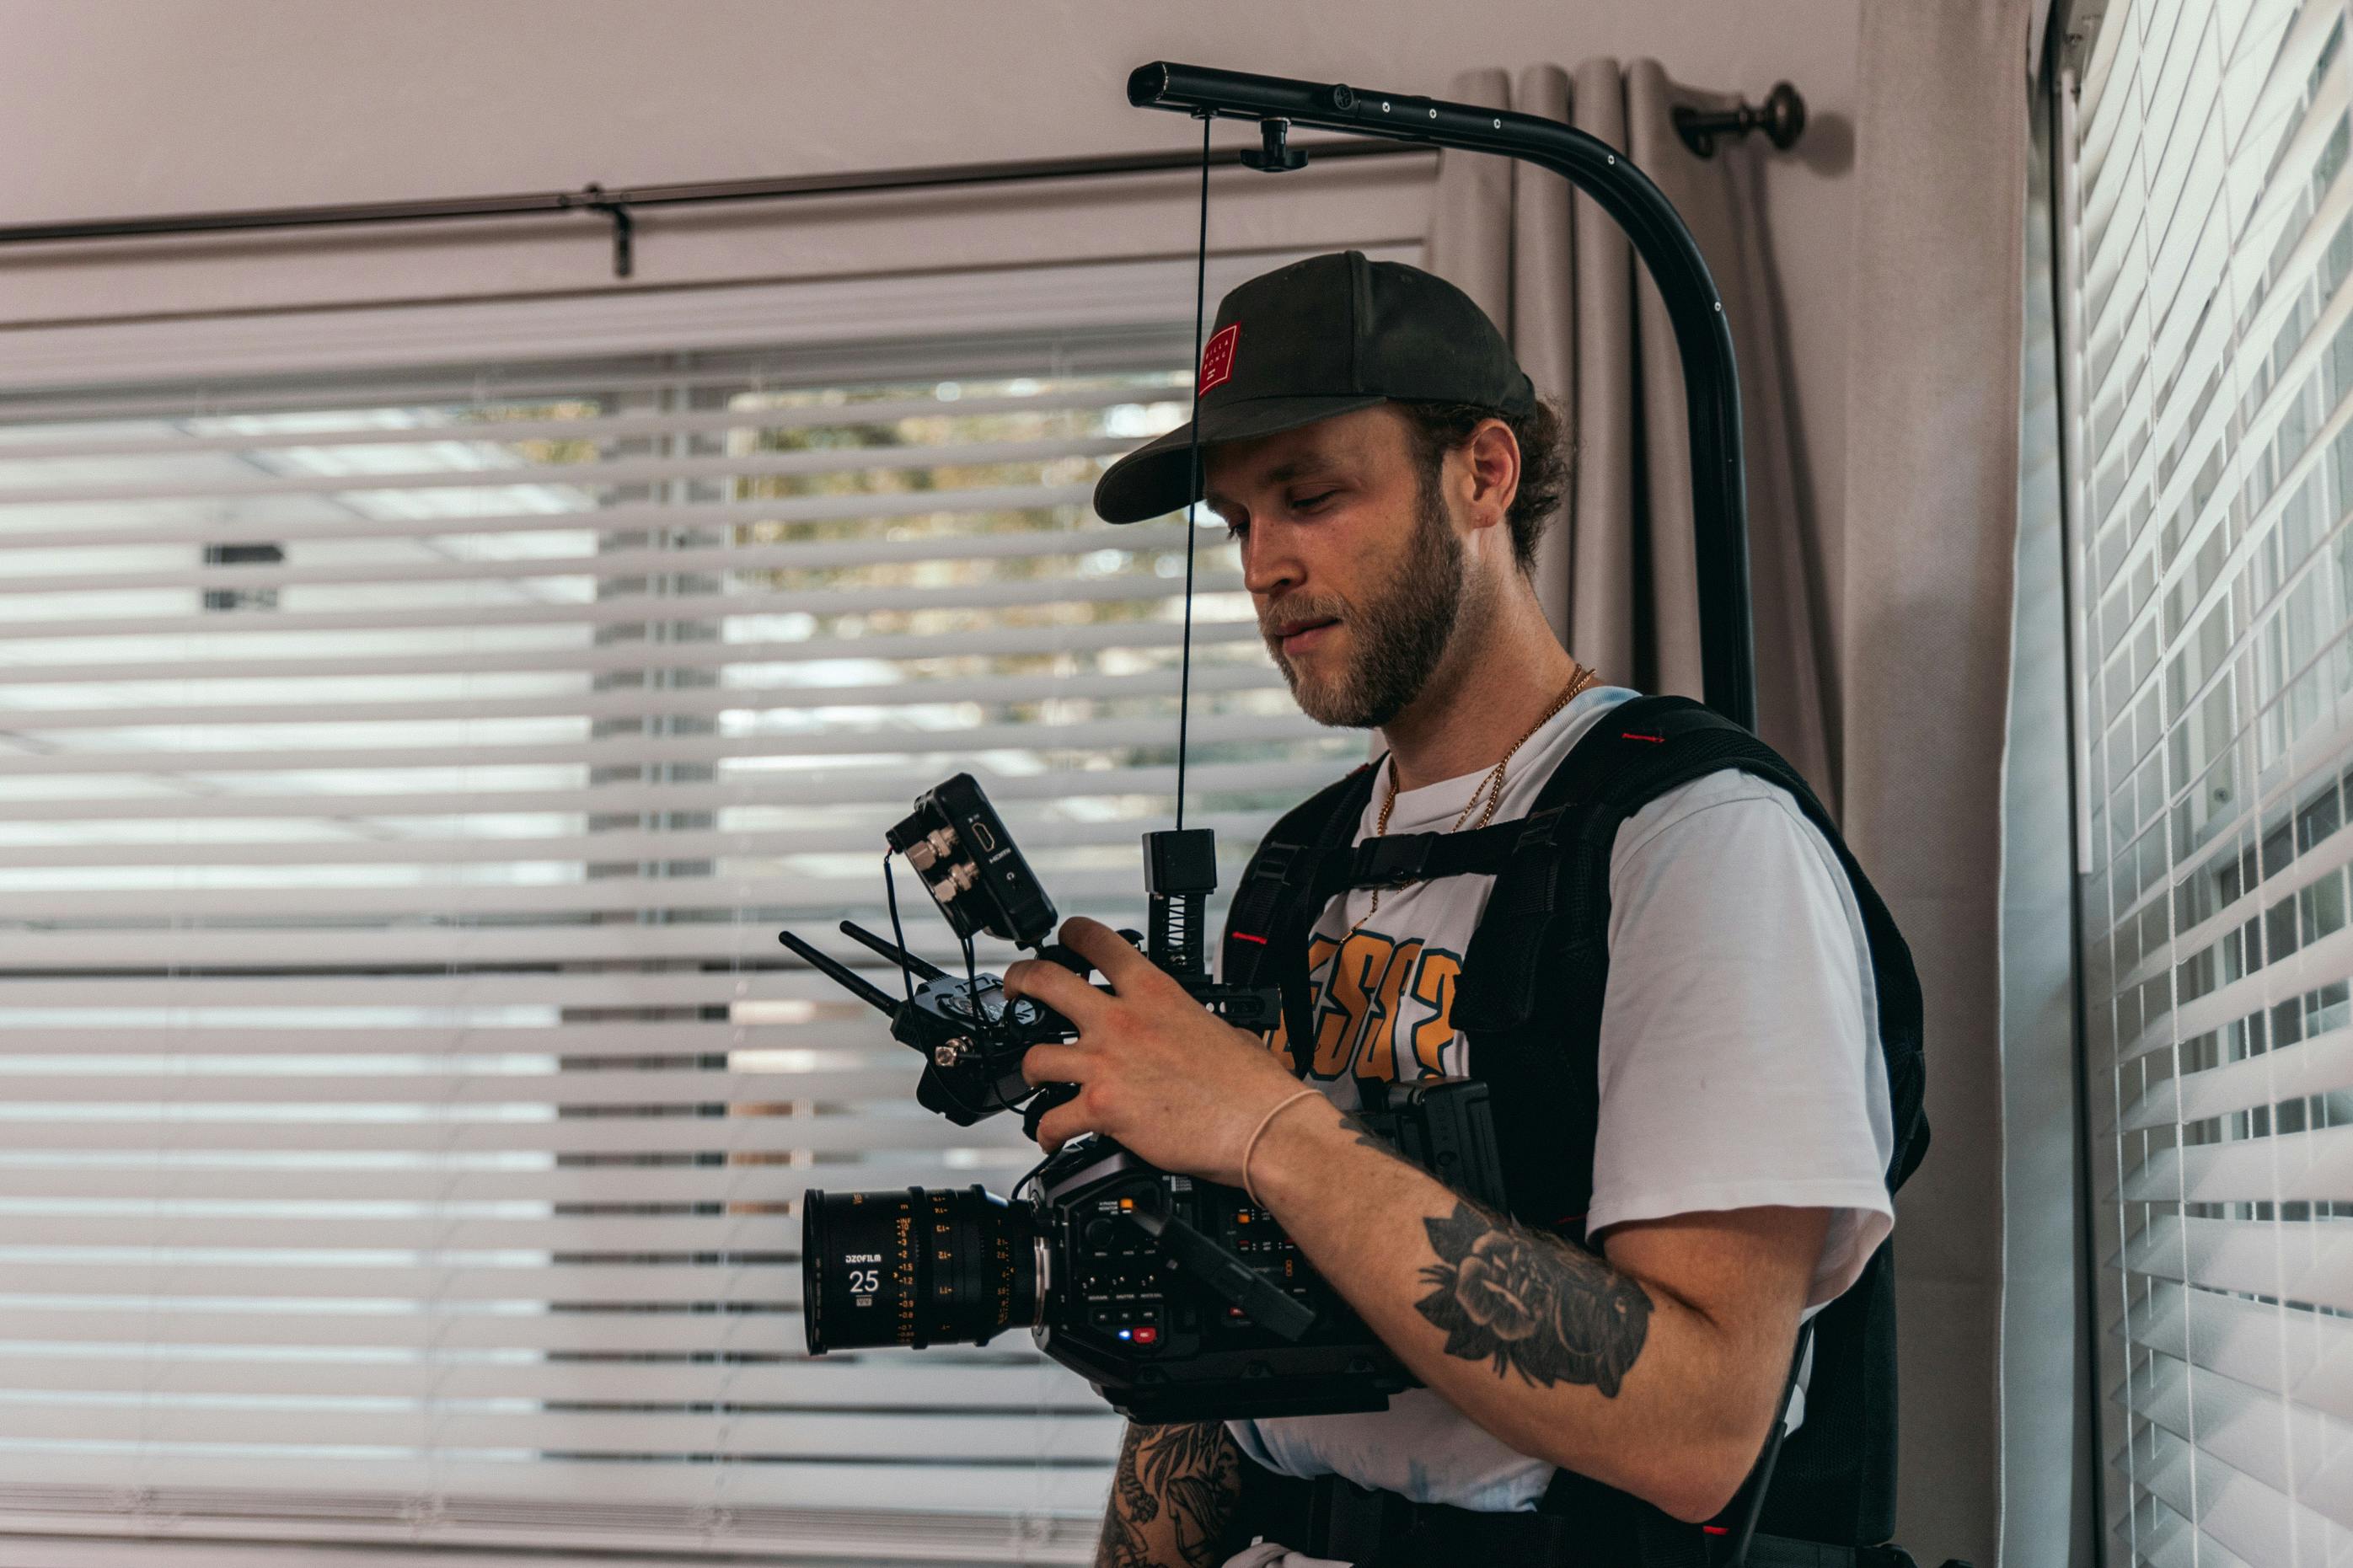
[801,1185,1041,1355]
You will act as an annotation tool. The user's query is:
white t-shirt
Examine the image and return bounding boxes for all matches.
[1223,686,1895,1519]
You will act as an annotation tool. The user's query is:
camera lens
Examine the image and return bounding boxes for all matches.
[801,1185,1043,1354]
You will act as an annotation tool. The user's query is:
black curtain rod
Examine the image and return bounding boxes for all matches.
[0,85,1801,280]
[0,142,1428,279]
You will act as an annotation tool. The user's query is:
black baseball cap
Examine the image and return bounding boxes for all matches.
[1092,249,1536,525]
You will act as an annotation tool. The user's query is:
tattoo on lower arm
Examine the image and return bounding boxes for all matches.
[1335,1111,1414,1166]
[1099,1425,1158,1568]
[1413,1201,1653,1398]
[1098,1421,1238,1568]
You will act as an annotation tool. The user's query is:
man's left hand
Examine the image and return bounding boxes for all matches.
[1001,915,1313,1184]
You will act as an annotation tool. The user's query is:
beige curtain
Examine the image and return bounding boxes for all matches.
[1424,62,1836,805]
[1427,19,2039,1564]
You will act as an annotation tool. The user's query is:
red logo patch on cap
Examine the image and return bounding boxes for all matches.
[1198,324,1240,395]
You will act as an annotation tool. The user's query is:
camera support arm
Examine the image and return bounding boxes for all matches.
[1128,62,1755,731]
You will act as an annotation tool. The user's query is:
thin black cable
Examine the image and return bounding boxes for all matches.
[1174,110,1212,835]
[882,852,915,1003]
[962,932,1026,1118]
[1010,1147,1057,1204]
[876,852,1014,1123]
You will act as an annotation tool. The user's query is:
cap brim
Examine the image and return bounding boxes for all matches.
[1091,393,1388,524]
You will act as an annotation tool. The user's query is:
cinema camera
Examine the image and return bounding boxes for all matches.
[782,774,1509,1422]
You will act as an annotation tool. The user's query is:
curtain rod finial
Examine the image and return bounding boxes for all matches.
[1675,82,1807,159]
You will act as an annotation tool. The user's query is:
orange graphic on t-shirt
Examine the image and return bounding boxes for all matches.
[1351,939,1423,1083]
[1260,931,1464,1084]
[1407,950,1462,1076]
[1312,934,1393,1076]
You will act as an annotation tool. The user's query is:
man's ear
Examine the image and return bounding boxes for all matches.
[1462,419,1523,533]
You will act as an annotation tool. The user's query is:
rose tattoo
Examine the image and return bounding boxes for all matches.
[1413,1201,1652,1396]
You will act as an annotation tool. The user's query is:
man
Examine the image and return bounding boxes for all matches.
[1002,252,1896,1568]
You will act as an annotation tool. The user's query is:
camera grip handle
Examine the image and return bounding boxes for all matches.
[1010,929,1156,1141]
[1021,1080,1081,1142]
[1012,944,1096,1143]
[1034,941,1092,977]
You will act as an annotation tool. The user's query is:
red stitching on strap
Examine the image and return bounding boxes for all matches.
[1621,731,1666,742]
[1231,932,1268,945]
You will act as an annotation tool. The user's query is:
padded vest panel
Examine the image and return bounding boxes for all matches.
[1219,698,1927,1549]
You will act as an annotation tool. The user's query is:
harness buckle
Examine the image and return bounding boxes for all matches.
[1255,842,1301,885]
[1359,833,1433,888]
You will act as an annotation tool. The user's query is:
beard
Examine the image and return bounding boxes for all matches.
[1264,481,1471,730]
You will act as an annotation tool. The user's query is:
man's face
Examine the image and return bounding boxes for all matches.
[1202,404,1473,730]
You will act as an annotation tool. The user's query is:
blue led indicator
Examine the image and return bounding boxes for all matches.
[1117,1329,1133,1340]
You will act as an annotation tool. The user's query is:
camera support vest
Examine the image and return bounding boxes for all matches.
[1218,695,1931,1560]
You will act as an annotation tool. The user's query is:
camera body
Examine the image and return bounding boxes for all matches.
[784,773,1509,1421]
[803,1073,1506,1422]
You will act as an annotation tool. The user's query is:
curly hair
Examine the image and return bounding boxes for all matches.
[1396,397,1573,573]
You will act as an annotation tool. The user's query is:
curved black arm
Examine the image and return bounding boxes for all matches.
[1128,62,1755,731]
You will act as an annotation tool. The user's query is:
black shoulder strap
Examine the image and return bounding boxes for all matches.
[1474,695,1927,1554]
[1461,694,1928,1194]
[1221,759,1382,1065]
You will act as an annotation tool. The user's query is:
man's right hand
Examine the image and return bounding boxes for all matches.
[1096,1420,1241,1568]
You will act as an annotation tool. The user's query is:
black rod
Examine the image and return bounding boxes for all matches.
[776,929,901,1018]
[1128,61,1757,731]
[0,141,1424,249]
[836,919,947,983]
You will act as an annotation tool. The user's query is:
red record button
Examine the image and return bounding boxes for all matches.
[1131,1325,1160,1346]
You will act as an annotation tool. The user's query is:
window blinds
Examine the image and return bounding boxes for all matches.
[0,335,1352,1560]
[2067,0,2353,1562]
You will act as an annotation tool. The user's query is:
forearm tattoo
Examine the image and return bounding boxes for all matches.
[1097,1420,1239,1568]
[1414,1201,1653,1397]
[1335,1110,1415,1166]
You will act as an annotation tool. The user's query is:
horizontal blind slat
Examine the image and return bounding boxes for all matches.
[0,1406,1123,1464]
[0,599,1257,686]
[0,512,1199,598]
[0,1356,1084,1409]
[0,810,1270,871]
[0,1166,817,1204]
[0,707,1315,777]
[0,384,1174,463]
[2121,1124,2353,1202]
[0,863,1164,919]
[0,1115,1021,1157]
[0,1025,848,1057]
[0,661,1284,732]
[0,1455,1119,1520]
[2127,1422,2339,1568]
[0,1062,926,1105]
[0,433,1139,506]
[0,482,1110,553]
[0,1307,820,1354]
[0,754,1338,823]
[0,1261,804,1303]
[2120,1212,2353,1309]
[2117,1349,2353,1532]
[2118,1279,2353,1424]
[0,567,1249,643]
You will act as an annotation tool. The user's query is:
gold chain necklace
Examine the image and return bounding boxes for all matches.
[1343,664,1599,942]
